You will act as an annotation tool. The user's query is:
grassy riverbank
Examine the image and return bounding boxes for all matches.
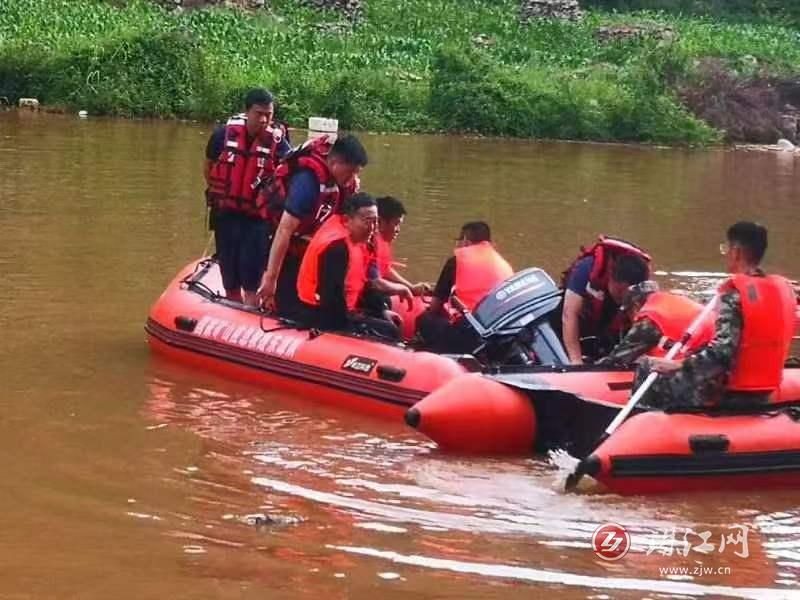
[2,0,800,144]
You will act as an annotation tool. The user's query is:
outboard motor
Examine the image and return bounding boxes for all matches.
[458,268,569,366]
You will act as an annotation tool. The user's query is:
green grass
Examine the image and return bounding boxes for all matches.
[1,0,799,143]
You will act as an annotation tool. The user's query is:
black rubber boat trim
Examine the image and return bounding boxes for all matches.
[608,449,800,478]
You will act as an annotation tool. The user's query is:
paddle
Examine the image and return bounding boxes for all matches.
[562,292,720,491]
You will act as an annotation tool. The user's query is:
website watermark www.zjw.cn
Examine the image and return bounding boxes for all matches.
[658,565,733,578]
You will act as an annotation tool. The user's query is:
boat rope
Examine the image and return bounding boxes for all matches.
[201,231,214,259]
[258,313,319,337]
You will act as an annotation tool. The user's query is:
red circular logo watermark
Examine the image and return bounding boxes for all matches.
[592,523,631,561]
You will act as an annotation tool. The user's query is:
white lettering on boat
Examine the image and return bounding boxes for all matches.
[247,331,264,350]
[211,319,227,338]
[192,316,303,359]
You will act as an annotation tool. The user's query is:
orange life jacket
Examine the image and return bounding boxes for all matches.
[206,115,286,219]
[721,273,796,393]
[453,242,514,311]
[636,292,715,358]
[561,235,652,336]
[262,136,358,240]
[297,216,368,311]
[372,235,394,278]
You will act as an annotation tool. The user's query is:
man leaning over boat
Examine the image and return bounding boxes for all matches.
[560,237,651,364]
[258,134,368,317]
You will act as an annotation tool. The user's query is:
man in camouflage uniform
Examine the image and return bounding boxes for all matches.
[631,222,787,412]
[597,280,663,367]
[633,288,742,411]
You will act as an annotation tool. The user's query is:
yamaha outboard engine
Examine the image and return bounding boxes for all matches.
[463,268,569,366]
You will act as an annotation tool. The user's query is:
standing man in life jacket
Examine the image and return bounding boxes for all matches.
[296,192,399,339]
[416,221,513,354]
[635,221,796,412]
[597,281,715,366]
[258,134,368,316]
[204,88,291,306]
[361,196,431,323]
[560,237,651,364]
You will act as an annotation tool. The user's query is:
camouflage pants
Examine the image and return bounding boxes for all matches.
[633,358,725,411]
[633,359,769,412]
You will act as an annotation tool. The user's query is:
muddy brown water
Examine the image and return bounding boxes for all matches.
[1,111,800,599]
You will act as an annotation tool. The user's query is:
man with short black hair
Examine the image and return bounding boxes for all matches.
[204,87,291,306]
[636,221,796,411]
[259,134,368,316]
[416,221,513,353]
[362,196,430,319]
[561,243,650,364]
[296,192,398,338]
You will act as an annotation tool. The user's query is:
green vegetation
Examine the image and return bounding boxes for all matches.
[1,0,799,144]
[582,1,800,25]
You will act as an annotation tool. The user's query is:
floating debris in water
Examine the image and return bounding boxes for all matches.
[237,513,305,528]
[377,572,401,580]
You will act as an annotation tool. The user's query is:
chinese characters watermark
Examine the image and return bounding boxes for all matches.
[591,523,750,561]
[645,524,750,559]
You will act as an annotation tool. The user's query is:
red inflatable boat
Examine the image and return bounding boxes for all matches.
[146,259,466,420]
[405,369,800,493]
[406,367,800,453]
[579,410,800,495]
[146,263,570,419]
[148,258,800,493]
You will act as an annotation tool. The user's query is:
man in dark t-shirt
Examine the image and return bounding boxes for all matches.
[561,254,648,363]
[416,222,512,354]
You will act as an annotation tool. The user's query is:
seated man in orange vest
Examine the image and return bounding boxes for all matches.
[636,221,796,411]
[598,280,715,366]
[361,196,431,321]
[416,221,513,354]
[296,193,399,339]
